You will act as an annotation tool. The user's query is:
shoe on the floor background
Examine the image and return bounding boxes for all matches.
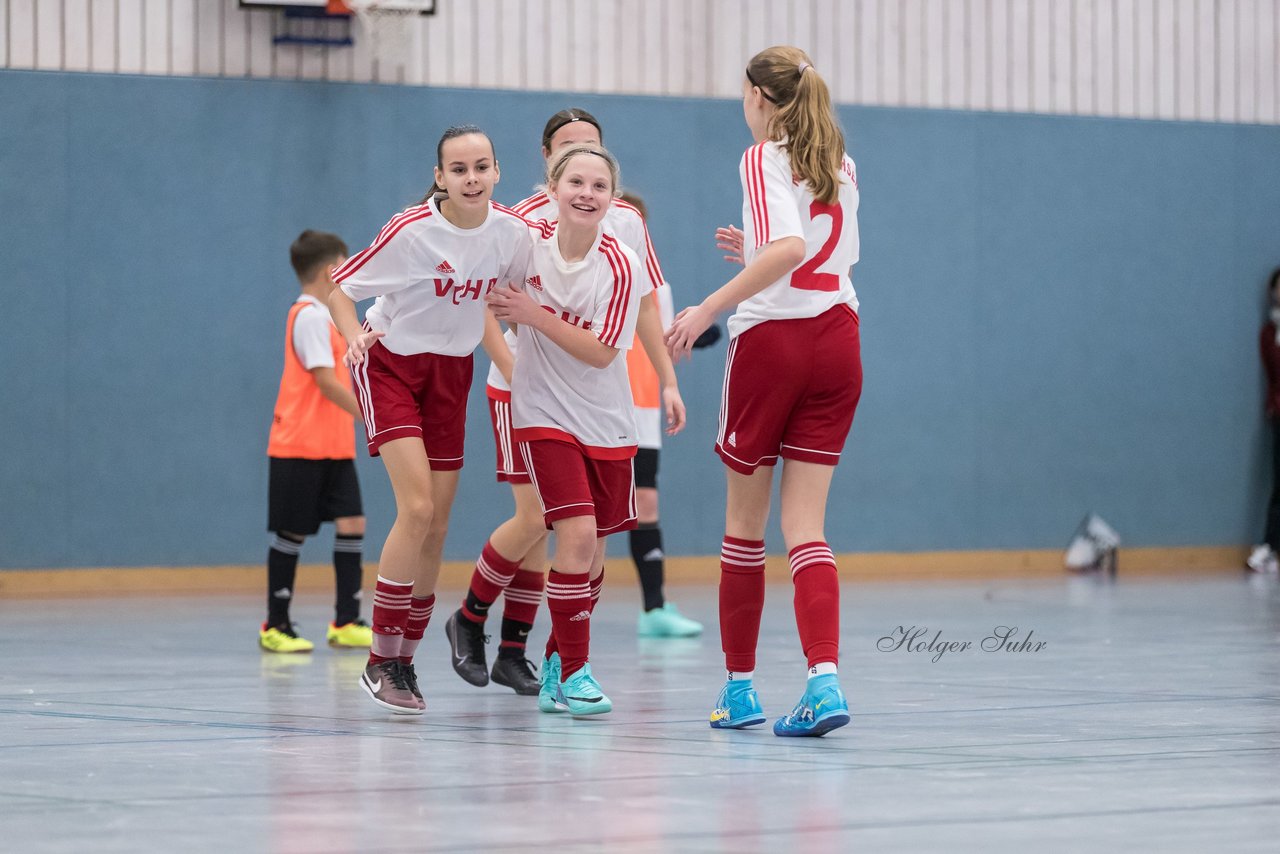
[327,619,373,648]
[445,609,490,686]
[359,660,421,715]
[555,662,613,716]
[772,674,850,737]
[259,622,314,654]
[709,678,766,729]
[637,602,704,638]
[491,651,540,695]
[538,652,563,713]
[1246,544,1279,574]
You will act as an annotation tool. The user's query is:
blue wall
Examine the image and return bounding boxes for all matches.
[2,70,1277,569]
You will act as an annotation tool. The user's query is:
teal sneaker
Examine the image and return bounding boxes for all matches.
[772,674,850,737]
[555,663,613,716]
[709,678,766,729]
[538,652,563,713]
[637,602,704,638]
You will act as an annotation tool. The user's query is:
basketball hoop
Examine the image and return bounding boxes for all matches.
[343,0,418,69]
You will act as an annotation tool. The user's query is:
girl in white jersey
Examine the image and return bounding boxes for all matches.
[667,46,862,737]
[327,125,531,715]
[486,144,641,716]
[444,109,694,693]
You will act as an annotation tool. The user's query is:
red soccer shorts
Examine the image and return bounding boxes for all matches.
[520,439,637,536]
[487,391,530,484]
[349,340,472,466]
[715,304,862,475]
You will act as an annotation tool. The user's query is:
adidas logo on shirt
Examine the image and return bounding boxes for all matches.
[525,275,543,291]
[435,260,456,274]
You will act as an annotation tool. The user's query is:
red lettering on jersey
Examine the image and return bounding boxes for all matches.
[434,278,453,297]
[453,279,484,305]
[559,310,591,330]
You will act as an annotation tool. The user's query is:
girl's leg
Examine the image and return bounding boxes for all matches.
[545,515,599,680]
[719,465,774,676]
[778,460,840,672]
[401,468,458,666]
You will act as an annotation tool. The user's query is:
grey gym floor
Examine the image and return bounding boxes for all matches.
[2,572,1277,853]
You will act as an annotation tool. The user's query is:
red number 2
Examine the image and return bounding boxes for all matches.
[789,200,843,292]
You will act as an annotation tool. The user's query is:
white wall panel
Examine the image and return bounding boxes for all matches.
[4,0,1278,125]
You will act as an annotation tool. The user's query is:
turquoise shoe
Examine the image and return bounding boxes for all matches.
[709,678,766,729]
[538,652,563,714]
[637,602,704,638]
[555,662,613,716]
[772,674,850,737]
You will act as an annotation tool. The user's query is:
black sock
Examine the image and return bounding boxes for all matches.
[267,532,304,627]
[499,617,534,656]
[333,533,364,626]
[464,588,493,623]
[629,523,665,612]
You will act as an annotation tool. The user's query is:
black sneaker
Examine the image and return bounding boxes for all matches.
[445,609,489,686]
[491,650,540,695]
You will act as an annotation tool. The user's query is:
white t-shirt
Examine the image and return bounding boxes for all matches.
[730,140,860,339]
[510,225,642,459]
[512,191,661,299]
[333,196,532,356]
[291,295,338,370]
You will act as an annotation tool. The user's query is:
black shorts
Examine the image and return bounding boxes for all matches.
[268,458,363,536]
[634,447,659,490]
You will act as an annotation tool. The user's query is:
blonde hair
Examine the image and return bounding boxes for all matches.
[546,143,621,198]
[746,46,845,205]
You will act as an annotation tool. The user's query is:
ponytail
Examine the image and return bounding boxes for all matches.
[746,46,845,205]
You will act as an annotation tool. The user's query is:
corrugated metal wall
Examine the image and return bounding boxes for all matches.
[3,0,1278,123]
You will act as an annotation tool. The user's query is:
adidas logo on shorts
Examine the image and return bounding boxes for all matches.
[569,610,591,622]
[727,431,738,447]
[435,260,456,274]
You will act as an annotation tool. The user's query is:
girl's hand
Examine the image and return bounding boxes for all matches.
[665,303,715,364]
[486,284,543,327]
[662,385,687,436]
[343,329,384,366]
[715,225,745,266]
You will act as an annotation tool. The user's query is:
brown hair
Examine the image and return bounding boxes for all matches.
[745,46,845,205]
[547,143,621,198]
[617,190,647,220]
[420,124,493,203]
[289,230,348,282]
[541,108,604,153]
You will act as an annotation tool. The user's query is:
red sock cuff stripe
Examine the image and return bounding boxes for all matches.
[476,554,518,588]
[373,592,414,607]
[547,584,592,600]
[503,588,544,604]
[788,542,836,577]
[721,538,767,567]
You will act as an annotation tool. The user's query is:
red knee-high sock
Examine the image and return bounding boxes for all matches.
[545,569,591,678]
[501,567,544,654]
[463,540,521,624]
[399,594,435,664]
[719,537,767,674]
[369,576,413,664]
[789,542,840,668]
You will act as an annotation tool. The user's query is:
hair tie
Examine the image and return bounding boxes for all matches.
[798,62,811,75]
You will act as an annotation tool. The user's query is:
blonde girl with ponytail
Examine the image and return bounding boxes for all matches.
[666,46,863,738]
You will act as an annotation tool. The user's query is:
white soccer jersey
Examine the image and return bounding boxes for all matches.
[511,224,642,459]
[512,191,661,299]
[730,140,860,339]
[333,196,532,357]
[291,295,338,370]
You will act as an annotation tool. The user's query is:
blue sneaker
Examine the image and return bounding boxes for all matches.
[709,678,766,729]
[538,652,563,714]
[773,674,850,737]
[637,602,704,638]
[555,663,613,716]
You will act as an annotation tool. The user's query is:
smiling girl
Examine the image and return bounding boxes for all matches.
[327,125,530,715]
[486,143,641,716]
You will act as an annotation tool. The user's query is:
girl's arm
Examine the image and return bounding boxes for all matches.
[635,294,687,435]
[664,236,805,362]
[327,287,384,366]
[481,310,514,385]
[486,285,617,370]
